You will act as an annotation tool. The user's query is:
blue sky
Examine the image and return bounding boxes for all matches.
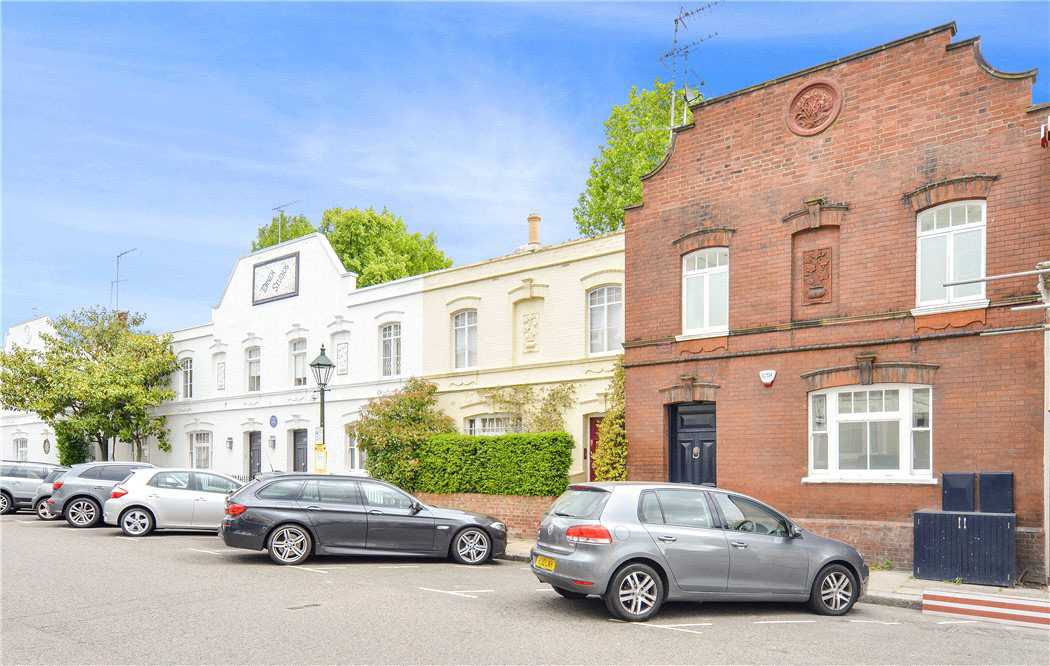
[3,1,1048,333]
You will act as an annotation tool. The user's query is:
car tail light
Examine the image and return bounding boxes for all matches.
[52,481,63,490]
[226,503,247,516]
[110,486,128,499]
[566,525,613,544]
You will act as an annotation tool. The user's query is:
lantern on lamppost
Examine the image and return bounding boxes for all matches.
[309,345,335,473]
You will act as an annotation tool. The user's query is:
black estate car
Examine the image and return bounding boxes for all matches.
[219,474,508,565]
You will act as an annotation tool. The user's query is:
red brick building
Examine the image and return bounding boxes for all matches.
[623,24,1049,583]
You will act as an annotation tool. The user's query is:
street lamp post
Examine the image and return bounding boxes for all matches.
[309,345,335,473]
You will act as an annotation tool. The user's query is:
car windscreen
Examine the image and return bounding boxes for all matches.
[546,487,610,520]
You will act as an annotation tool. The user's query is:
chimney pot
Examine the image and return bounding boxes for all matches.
[527,213,541,246]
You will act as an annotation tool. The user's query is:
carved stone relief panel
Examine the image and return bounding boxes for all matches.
[802,248,833,305]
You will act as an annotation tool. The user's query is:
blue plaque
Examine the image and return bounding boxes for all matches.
[269,415,278,428]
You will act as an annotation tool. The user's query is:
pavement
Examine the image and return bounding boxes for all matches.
[3,514,1048,665]
[500,538,1050,610]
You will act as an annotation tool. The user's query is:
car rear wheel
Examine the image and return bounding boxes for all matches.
[120,508,154,536]
[604,563,664,622]
[552,586,588,599]
[808,564,858,615]
[0,492,13,515]
[451,527,491,565]
[35,498,58,520]
[66,498,101,528]
[267,525,312,565]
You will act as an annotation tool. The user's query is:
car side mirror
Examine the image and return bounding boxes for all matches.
[410,501,424,514]
[788,524,802,539]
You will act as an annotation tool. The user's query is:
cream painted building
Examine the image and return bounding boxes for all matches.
[421,219,624,482]
[2,219,625,482]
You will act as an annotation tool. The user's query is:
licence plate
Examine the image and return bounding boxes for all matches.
[534,555,556,572]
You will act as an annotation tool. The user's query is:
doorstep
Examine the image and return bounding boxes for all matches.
[497,539,1049,611]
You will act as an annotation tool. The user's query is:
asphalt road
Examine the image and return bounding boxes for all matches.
[2,513,1047,665]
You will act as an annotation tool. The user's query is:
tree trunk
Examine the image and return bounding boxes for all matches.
[95,434,109,461]
[134,439,143,462]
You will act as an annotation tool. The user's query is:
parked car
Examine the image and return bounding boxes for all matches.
[0,461,67,515]
[48,461,154,527]
[31,468,71,520]
[103,468,242,536]
[219,474,507,566]
[530,482,869,622]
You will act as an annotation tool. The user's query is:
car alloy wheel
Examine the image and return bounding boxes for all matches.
[36,499,57,520]
[453,528,490,565]
[121,509,153,536]
[619,571,658,615]
[268,525,311,565]
[0,493,10,514]
[67,499,99,527]
[820,571,852,611]
[604,562,665,622]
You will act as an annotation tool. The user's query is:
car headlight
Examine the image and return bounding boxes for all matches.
[490,522,506,532]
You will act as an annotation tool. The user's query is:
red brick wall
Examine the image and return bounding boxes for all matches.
[417,492,554,539]
[623,26,1049,582]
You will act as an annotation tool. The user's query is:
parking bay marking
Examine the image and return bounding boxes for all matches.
[379,565,419,569]
[754,620,816,624]
[848,620,901,625]
[420,587,495,599]
[609,619,712,635]
[187,548,224,555]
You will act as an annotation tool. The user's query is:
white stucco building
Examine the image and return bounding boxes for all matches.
[2,218,624,482]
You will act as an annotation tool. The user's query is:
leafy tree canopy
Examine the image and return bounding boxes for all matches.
[0,308,178,461]
[250,206,453,288]
[574,80,694,236]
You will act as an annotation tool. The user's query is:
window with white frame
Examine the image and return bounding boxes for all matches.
[452,310,477,369]
[682,247,729,335]
[345,428,367,471]
[808,384,932,480]
[588,286,623,353]
[465,414,522,436]
[14,438,28,461]
[246,346,261,392]
[291,339,307,386]
[916,201,985,308]
[180,358,193,399]
[381,323,401,377]
[190,432,212,469]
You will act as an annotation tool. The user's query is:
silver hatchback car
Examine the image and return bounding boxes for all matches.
[530,482,868,621]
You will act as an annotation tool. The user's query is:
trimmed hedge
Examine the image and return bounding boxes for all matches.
[415,432,574,496]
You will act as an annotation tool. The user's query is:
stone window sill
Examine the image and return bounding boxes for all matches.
[801,476,939,485]
[910,300,989,318]
[675,329,729,342]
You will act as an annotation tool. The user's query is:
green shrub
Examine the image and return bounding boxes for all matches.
[54,420,92,466]
[592,356,627,481]
[416,432,574,496]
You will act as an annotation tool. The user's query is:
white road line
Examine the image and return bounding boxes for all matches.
[15,520,41,524]
[419,587,494,599]
[115,536,142,542]
[754,620,815,624]
[520,567,532,571]
[848,620,902,625]
[187,548,222,555]
[287,566,330,574]
[660,623,713,628]
[937,620,978,625]
[536,588,557,592]
[607,619,711,634]
[379,565,419,569]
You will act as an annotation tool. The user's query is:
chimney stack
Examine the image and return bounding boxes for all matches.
[528,213,541,247]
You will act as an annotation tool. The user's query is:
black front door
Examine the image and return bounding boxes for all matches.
[668,402,716,485]
[293,429,308,472]
[248,432,262,479]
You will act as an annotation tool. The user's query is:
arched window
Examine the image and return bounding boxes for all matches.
[380,323,401,377]
[180,358,194,399]
[291,339,307,386]
[588,286,623,353]
[246,346,261,392]
[916,201,985,308]
[452,310,478,369]
[682,247,729,335]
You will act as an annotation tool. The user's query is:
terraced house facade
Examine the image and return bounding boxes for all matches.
[622,25,1049,582]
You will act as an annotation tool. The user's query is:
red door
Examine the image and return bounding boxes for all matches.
[588,416,604,481]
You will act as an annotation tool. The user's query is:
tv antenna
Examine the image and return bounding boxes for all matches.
[271,200,301,244]
[662,3,721,140]
[111,248,136,311]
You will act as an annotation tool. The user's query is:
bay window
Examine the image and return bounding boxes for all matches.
[916,201,985,309]
[466,414,522,435]
[682,247,729,336]
[807,384,933,481]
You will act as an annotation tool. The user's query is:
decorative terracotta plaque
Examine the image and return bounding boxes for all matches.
[802,248,833,305]
[786,79,843,136]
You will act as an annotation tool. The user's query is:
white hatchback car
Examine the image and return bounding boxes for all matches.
[103,468,242,536]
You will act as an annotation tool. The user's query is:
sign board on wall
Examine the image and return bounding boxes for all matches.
[252,252,300,305]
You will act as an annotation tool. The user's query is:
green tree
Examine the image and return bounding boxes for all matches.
[0,308,179,461]
[353,378,456,489]
[250,206,453,288]
[319,207,452,287]
[574,80,694,236]
[250,211,315,251]
[591,356,627,481]
[54,420,92,466]
[478,383,577,433]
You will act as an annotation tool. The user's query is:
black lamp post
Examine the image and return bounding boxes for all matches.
[309,345,336,470]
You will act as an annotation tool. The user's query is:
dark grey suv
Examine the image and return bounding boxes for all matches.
[220,474,507,565]
[48,461,154,527]
[530,482,869,621]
